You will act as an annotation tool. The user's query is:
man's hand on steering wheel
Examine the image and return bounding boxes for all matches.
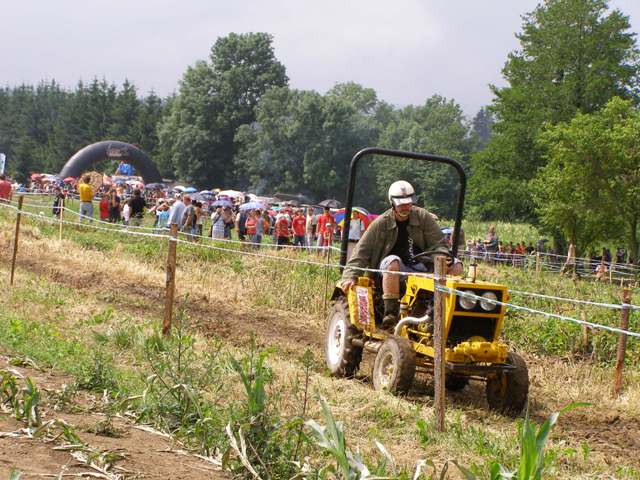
[413,250,462,275]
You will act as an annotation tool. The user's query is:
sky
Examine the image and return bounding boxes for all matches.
[3,0,640,117]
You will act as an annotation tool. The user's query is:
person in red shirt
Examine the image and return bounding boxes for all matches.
[291,209,306,248]
[275,212,291,250]
[0,174,12,202]
[99,194,110,221]
[316,207,335,248]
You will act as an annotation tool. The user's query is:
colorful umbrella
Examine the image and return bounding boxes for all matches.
[318,199,342,208]
[211,199,233,208]
[183,187,197,193]
[239,201,267,211]
[30,173,44,181]
[333,207,371,229]
[63,176,77,184]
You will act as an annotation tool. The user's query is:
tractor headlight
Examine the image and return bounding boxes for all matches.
[459,290,477,310]
[480,291,498,312]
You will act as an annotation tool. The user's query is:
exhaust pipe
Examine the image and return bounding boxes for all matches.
[394,312,430,336]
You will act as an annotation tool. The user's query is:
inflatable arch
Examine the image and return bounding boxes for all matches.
[59,141,163,184]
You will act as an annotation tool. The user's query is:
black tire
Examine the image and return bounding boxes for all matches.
[486,352,529,416]
[445,375,469,391]
[325,298,363,378]
[372,336,416,395]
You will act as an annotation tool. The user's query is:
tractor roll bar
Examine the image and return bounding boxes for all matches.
[339,147,467,268]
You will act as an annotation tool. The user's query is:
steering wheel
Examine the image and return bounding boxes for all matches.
[412,250,455,265]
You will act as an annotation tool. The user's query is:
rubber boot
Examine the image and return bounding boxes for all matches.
[381,297,400,332]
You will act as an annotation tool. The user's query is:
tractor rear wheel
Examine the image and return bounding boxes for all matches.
[485,352,529,416]
[325,298,363,378]
[372,336,416,395]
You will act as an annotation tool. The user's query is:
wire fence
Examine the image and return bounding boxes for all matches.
[2,198,639,343]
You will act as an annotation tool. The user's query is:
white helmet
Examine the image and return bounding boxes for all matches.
[388,180,416,206]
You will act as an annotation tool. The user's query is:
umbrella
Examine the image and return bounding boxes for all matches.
[239,201,267,211]
[274,192,314,204]
[63,176,77,184]
[218,189,244,198]
[199,190,214,195]
[211,199,233,208]
[173,185,186,191]
[189,193,207,202]
[30,173,44,181]
[183,187,197,193]
[318,199,342,208]
[333,207,371,229]
[146,182,164,190]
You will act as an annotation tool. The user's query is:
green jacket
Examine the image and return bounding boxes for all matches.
[342,206,449,280]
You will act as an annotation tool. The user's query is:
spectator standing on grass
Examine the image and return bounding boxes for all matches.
[346,210,365,260]
[262,211,272,237]
[155,202,170,232]
[292,209,306,248]
[108,188,121,223]
[99,194,110,221]
[223,206,235,239]
[275,211,291,249]
[235,208,249,242]
[317,207,335,248]
[77,175,94,222]
[305,207,316,250]
[167,194,185,228]
[0,174,12,201]
[128,189,147,227]
[52,187,65,218]
[180,195,196,237]
[484,225,498,256]
[210,205,226,239]
[122,200,131,226]
[194,201,204,239]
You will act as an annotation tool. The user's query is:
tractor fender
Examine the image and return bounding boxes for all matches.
[330,286,345,301]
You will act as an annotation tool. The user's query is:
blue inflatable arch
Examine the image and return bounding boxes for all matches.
[59,141,163,184]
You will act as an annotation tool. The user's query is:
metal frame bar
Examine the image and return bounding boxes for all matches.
[339,147,467,267]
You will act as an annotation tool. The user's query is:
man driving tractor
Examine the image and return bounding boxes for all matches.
[339,180,463,331]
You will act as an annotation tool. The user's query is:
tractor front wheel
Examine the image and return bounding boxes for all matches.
[325,298,363,378]
[485,352,529,416]
[372,336,416,395]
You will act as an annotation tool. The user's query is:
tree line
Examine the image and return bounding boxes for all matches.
[2,0,640,255]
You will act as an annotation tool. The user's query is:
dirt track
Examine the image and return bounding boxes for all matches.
[0,357,224,479]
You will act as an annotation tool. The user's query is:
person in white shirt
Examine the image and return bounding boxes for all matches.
[346,211,365,260]
[167,195,185,228]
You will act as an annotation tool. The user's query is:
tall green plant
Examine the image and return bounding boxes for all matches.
[455,403,589,480]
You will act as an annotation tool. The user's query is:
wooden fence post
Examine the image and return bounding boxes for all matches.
[322,245,333,314]
[612,288,631,396]
[58,196,64,241]
[580,312,590,354]
[163,224,178,336]
[536,251,541,273]
[9,196,24,286]
[433,256,447,432]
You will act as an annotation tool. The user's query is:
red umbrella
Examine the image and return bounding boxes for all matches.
[63,176,77,184]
[30,173,44,181]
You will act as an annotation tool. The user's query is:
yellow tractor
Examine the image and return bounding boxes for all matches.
[325,148,529,415]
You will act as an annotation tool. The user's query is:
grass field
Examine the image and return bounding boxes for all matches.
[1,196,639,478]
